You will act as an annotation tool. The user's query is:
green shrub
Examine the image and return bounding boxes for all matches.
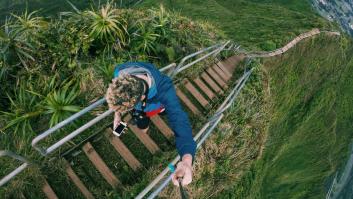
[260,40,277,51]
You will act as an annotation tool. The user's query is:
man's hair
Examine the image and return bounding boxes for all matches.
[106,74,145,112]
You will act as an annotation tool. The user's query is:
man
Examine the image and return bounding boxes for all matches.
[105,62,196,187]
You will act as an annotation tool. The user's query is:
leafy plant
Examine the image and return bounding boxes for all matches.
[149,5,172,39]
[84,3,127,44]
[132,21,160,54]
[39,21,90,73]
[43,82,81,127]
[10,10,47,37]
[0,85,42,139]
[95,56,115,82]
[0,20,35,68]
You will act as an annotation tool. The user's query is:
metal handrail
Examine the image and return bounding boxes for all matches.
[136,68,253,199]
[159,63,176,73]
[210,69,253,121]
[170,41,231,77]
[210,41,232,58]
[32,98,107,155]
[31,42,230,156]
[0,151,29,187]
[135,123,211,199]
[145,114,224,199]
[214,44,242,64]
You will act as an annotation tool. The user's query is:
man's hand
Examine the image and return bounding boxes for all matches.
[113,112,121,129]
[172,154,193,186]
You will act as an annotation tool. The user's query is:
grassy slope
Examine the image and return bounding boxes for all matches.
[139,1,353,198]
[139,0,333,50]
[221,35,353,199]
[262,36,353,198]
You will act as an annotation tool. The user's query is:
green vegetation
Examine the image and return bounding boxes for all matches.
[0,2,220,149]
[219,35,353,198]
[0,3,224,198]
[139,0,336,50]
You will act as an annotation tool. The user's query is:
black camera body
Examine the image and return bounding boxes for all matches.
[130,109,146,125]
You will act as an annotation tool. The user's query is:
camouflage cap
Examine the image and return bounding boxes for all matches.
[106,74,145,112]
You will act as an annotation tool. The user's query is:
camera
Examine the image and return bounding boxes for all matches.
[130,110,146,125]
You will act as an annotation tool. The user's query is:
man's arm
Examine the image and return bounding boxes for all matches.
[158,76,196,186]
[158,77,196,158]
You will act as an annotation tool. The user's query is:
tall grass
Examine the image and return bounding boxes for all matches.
[222,35,353,198]
[139,0,336,50]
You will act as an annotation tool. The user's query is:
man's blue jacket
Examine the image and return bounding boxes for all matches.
[114,62,197,159]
